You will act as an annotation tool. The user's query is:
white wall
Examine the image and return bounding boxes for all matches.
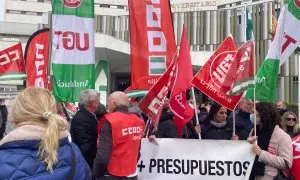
[0,0,6,21]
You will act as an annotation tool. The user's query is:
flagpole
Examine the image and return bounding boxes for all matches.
[191,87,201,139]
[233,111,236,135]
[246,5,257,137]
[144,118,151,138]
[298,53,300,122]
[251,8,257,138]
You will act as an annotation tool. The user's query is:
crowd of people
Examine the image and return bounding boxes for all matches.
[0,87,298,180]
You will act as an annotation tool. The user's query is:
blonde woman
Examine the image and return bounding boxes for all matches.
[282,111,300,138]
[0,88,91,179]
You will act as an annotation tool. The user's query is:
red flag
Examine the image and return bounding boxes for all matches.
[0,43,26,81]
[191,36,242,110]
[129,0,176,90]
[221,40,255,95]
[169,25,194,137]
[291,135,300,179]
[138,59,177,119]
[24,28,51,90]
[149,105,164,129]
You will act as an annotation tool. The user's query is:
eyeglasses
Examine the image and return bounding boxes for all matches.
[286,118,296,122]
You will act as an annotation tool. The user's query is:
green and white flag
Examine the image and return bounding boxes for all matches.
[243,6,255,98]
[51,0,95,102]
[149,56,167,75]
[246,1,300,102]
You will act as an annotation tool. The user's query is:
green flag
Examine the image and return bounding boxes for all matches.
[245,1,300,102]
[51,0,95,102]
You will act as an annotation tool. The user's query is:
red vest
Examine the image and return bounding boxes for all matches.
[104,112,145,177]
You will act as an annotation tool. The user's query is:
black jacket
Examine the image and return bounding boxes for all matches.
[182,120,199,139]
[0,105,8,139]
[153,111,178,138]
[70,107,98,170]
[201,122,233,140]
[228,110,253,140]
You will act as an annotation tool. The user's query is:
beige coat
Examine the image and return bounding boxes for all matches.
[256,125,293,180]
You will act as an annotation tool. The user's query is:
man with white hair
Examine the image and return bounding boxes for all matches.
[93,91,145,180]
[70,89,100,170]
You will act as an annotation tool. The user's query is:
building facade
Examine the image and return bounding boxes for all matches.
[0,0,298,104]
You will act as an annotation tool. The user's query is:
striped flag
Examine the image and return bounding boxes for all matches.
[51,0,95,102]
[149,56,166,75]
[0,43,26,81]
[246,1,300,102]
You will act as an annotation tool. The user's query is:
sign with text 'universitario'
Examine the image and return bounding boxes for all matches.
[138,139,255,180]
[170,0,242,12]
[51,0,95,102]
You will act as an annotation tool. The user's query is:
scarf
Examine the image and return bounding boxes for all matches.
[249,127,273,179]
[209,120,227,128]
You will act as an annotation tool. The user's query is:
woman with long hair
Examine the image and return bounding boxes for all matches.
[282,111,300,138]
[0,88,91,179]
[201,102,238,140]
[248,102,293,180]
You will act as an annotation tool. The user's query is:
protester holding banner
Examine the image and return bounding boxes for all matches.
[248,102,293,180]
[0,88,91,179]
[70,89,99,170]
[282,111,300,138]
[182,101,201,139]
[152,99,178,138]
[228,98,254,140]
[201,102,239,140]
[93,91,145,180]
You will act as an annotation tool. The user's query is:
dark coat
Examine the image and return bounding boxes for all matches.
[153,111,178,138]
[70,107,98,169]
[227,110,253,140]
[0,105,8,139]
[201,122,233,140]
[0,137,91,180]
[182,114,202,139]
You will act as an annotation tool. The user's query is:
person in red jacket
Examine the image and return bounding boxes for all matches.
[93,91,145,180]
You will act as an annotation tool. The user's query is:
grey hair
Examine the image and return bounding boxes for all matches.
[79,89,99,106]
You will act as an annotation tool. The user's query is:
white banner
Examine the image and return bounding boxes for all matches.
[138,139,255,180]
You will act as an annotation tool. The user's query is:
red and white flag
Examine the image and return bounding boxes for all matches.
[24,28,51,90]
[221,40,255,95]
[191,36,242,110]
[129,0,176,90]
[0,43,26,81]
[291,135,300,179]
[169,25,194,137]
[138,59,177,120]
